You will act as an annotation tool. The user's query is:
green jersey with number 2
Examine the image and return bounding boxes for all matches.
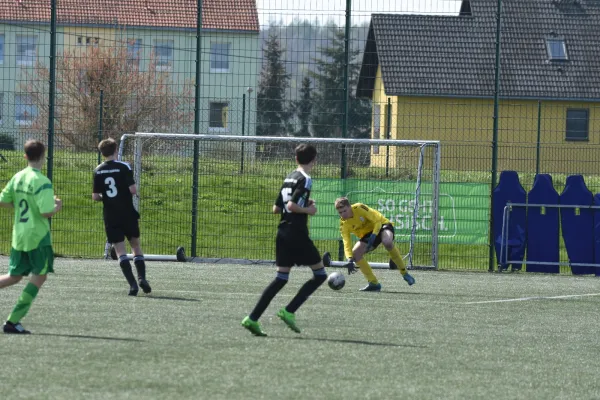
[0,167,55,251]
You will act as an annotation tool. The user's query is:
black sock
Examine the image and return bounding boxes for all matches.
[119,256,138,288]
[133,255,146,280]
[249,274,288,321]
[286,268,327,314]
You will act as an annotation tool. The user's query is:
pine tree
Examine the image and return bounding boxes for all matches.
[256,32,292,136]
[310,26,371,139]
[292,76,312,137]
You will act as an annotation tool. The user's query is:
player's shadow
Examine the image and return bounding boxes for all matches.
[144,295,201,302]
[35,333,144,342]
[288,336,426,349]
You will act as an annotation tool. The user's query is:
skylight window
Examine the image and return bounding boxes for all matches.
[546,39,568,61]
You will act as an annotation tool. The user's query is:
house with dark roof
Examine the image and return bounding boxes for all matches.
[0,0,260,142]
[357,0,600,173]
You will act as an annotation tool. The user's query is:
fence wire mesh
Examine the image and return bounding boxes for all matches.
[1,0,600,272]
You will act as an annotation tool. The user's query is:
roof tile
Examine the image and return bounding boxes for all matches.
[357,0,600,100]
[0,0,259,32]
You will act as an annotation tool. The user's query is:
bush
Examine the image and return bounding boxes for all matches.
[0,134,15,151]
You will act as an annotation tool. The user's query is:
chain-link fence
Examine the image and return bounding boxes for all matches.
[1,0,600,272]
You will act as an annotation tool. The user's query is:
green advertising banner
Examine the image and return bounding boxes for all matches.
[310,179,489,245]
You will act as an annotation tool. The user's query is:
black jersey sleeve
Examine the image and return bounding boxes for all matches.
[124,164,135,187]
[93,171,103,194]
[275,189,284,209]
[290,176,311,207]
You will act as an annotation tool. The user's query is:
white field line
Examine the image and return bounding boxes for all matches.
[463,292,600,305]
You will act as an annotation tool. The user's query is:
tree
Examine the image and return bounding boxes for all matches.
[309,26,371,139]
[291,76,312,137]
[256,32,292,136]
[22,42,192,151]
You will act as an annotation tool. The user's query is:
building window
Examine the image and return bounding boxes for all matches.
[16,35,37,66]
[546,39,567,61]
[154,40,173,71]
[0,35,4,64]
[77,36,100,47]
[15,95,38,125]
[210,43,230,72]
[127,39,142,67]
[566,109,589,141]
[209,102,229,131]
[372,104,380,154]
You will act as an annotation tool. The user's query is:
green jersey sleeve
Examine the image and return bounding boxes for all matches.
[0,177,15,204]
[35,181,55,214]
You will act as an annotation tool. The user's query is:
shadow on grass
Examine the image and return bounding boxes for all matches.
[143,295,201,302]
[282,336,426,349]
[35,333,144,342]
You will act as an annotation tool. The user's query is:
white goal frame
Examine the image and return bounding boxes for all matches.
[110,133,441,269]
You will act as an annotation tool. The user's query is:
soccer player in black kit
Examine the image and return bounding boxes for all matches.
[93,138,151,296]
[242,144,327,336]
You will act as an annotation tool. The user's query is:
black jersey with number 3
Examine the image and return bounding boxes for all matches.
[93,160,139,222]
[274,169,312,229]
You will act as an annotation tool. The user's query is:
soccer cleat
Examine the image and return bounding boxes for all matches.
[359,282,382,292]
[3,321,31,334]
[241,316,267,336]
[403,273,416,286]
[277,308,301,333]
[128,285,139,296]
[138,279,152,294]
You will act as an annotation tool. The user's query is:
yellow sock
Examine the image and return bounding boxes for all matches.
[356,258,378,284]
[388,247,408,275]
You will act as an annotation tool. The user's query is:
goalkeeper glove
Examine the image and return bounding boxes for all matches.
[366,234,377,252]
[344,258,358,274]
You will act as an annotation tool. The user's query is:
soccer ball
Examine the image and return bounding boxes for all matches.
[327,271,345,290]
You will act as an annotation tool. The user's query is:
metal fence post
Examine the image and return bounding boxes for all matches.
[191,0,203,257]
[47,0,57,181]
[97,90,104,165]
[488,0,503,272]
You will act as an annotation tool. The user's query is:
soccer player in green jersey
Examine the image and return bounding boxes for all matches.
[0,140,62,334]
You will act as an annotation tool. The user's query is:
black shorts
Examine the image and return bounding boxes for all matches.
[104,217,140,244]
[360,224,395,250]
[275,224,322,267]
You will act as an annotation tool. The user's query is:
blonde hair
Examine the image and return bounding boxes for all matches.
[335,197,351,209]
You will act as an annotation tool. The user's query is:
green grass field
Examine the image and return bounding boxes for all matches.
[2,257,600,399]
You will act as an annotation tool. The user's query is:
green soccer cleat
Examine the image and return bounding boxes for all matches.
[241,316,267,337]
[277,308,301,333]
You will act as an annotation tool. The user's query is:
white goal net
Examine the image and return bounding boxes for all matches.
[112,133,441,269]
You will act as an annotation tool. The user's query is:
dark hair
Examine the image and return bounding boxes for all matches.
[98,138,118,157]
[295,143,317,165]
[24,140,45,162]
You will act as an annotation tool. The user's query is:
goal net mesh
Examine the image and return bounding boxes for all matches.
[116,133,440,268]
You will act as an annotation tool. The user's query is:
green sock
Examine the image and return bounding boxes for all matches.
[7,283,39,324]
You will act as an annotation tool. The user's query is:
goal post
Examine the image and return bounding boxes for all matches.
[111,133,441,269]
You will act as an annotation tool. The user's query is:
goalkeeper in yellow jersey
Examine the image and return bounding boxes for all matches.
[333,197,415,291]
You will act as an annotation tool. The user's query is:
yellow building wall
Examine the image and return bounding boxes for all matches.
[370,66,600,174]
